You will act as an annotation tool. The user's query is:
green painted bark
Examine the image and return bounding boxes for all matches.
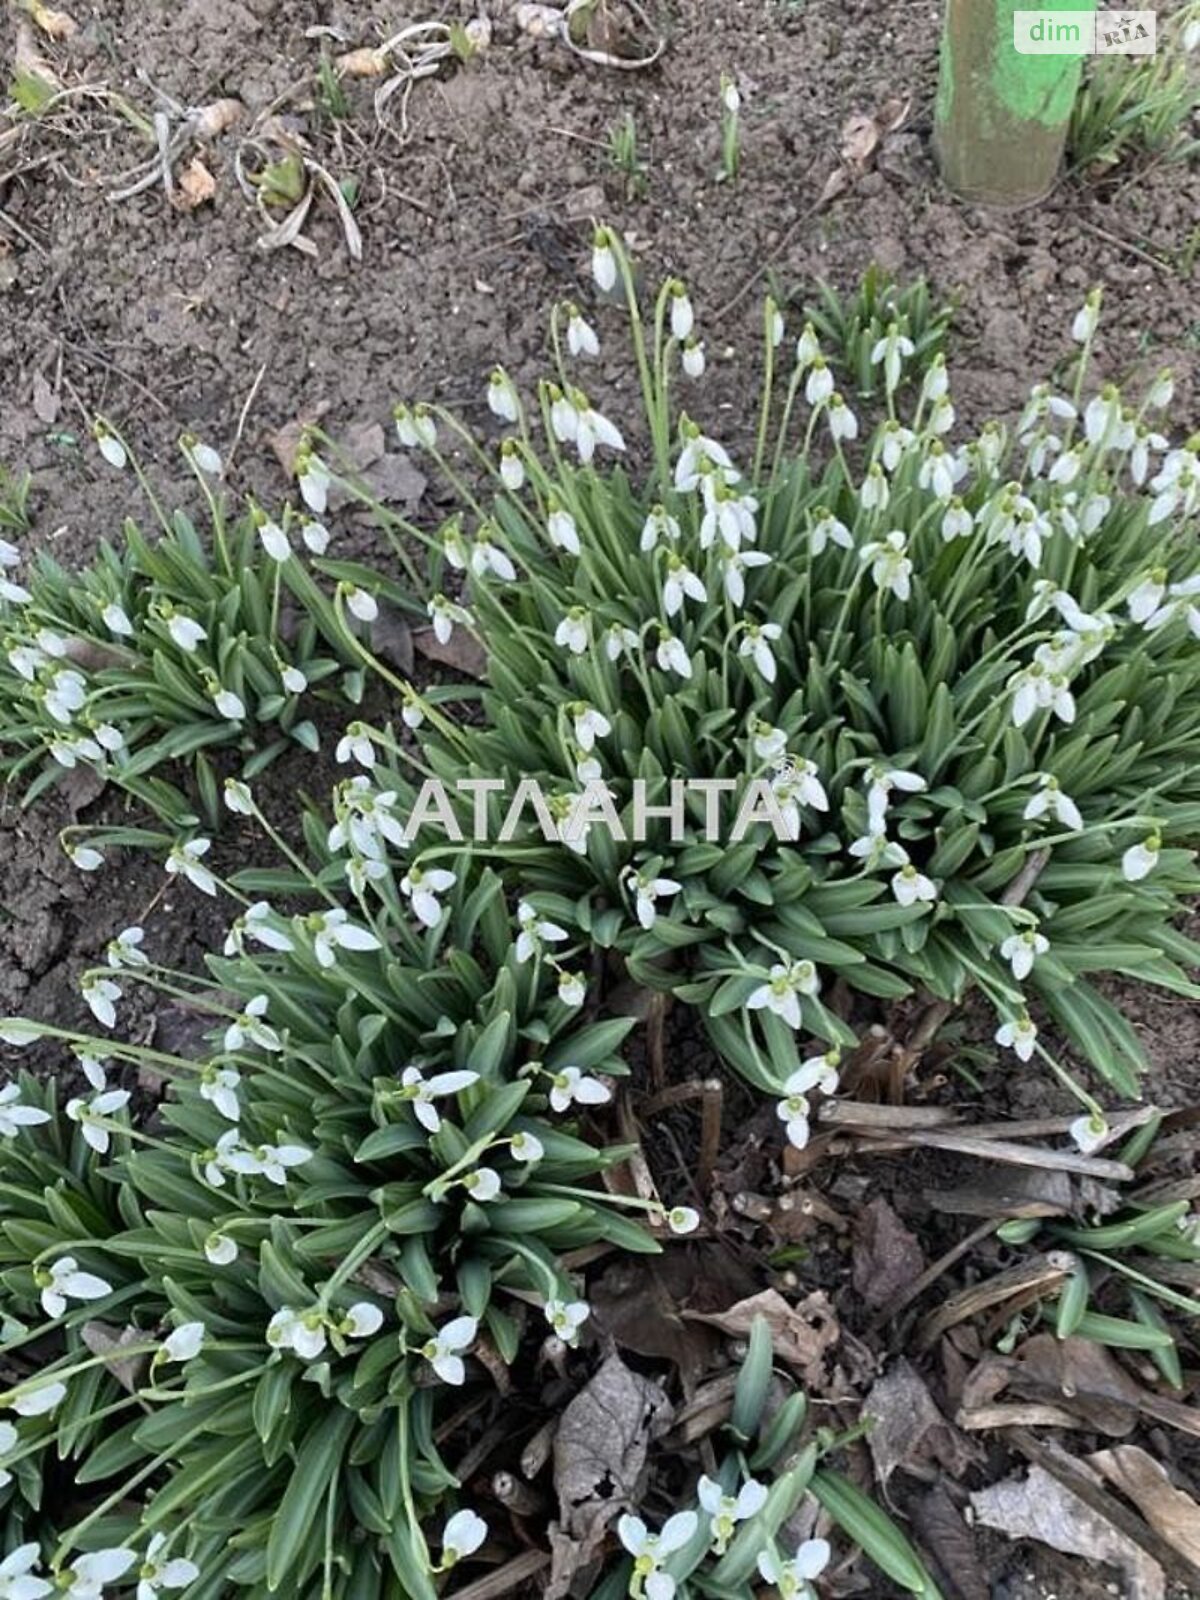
[935,0,1095,205]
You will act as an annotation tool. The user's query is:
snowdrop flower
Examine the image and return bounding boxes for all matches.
[10,1380,67,1417]
[623,868,682,930]
[557,970,587,1007]
[827,393,858,442]
[1048,447,1083,486]
[1084,384,1122,448]
[165,610,207,653]
[794,321,821,368]
[0,537,18,568]
[656,630,693,679]
[0,1421,17,1490]
[995,1013,1038,1062]
[775,1051,840,1149]
[241,900,295,954]
[398,1065,479,1133]
[809,510,853,555]
[160,1322,206,1364]
[918,441,963,500]
[463,1166,501,1203]
[569,392,626,463]
[223,778,254,817]
[50,738,101,772]
[509,1129,544,1163]
[662,557,707,617]
[1000,927,1049,981]
[681,338,706,379]
[1130,425,1169,487]
[767,298,784,348]
[1122,833,1161,882]
[928,395,955,435]
[921,354,950,403]
[747,961,819,1030]
[339,1302,384,1340]
[440,1510,488,1570]
[226,989,283,1052]
[604,623,639,662]
[254,1143,312,1184]
[750,724,788,768]
[1128,569,1168,625]
[1070,1113,1109,1155]
[42,669,87,725]
[641,504,681,552]
[422,1316,477,1385]
[308,908,382,968]
[698,1476,769,1555]
[892,860,937,907]
[134,1533,199,1600]
[204,1232,238,1266]
[866,765,927,835]
[667,281,695,341]
[547,504,581,555]
[400,865,457,928]
[430,594,474,643]
[515,901,569,963]
[255,515,290,562]
[861,530,912,600]
[93,722,124,754]
[555,606,591,655]
[106,925,148,969]
[878,420,915,473]
[37,1256,112,1319]
[393,402,437,449]
[666,1205,700,1234]
[0,1083,50,1139]
[61,1549,137,1599]
[591,227,617,292]
[738,622,782,682]
[0,574,30,604]
[211,684,245,721]
[617,1512,698,1600]
[721,549,771,606]
[344,584,379,623]
[335,722,376,768]
[549,1066,610,1113]
[1146,368,1175,408]
[95,423,127,470]
[1072,289,1101,343]
[96,599,132,639]
[859,462,890,512]
[562,305,599,360]
[7,643,43,681]
[81,974,122,1029]
[570,702,612,752]
[485,371,520,429]
[1024,775,1083,831]
[674,429,738,492]
[299,518,330,556]
[805,357,834,407]
[941,498,973,541]
[67,1087,129,1153]
[166,837,217,896]
[757,1538,831,1598]
[544,1299,589,1344]
[498,441,525,492]
[267,1306,327,1362]
[872,322,915,393]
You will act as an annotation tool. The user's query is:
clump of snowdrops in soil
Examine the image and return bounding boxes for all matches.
[350,231,1199,1153]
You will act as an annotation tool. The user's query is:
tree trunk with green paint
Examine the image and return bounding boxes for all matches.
[935,0,1094,205]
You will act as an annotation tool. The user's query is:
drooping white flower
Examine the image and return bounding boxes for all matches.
[515,901,569,963]
[199,1065,242,1121]
[38,1255,113,1319]
[212,686,245,721]
[400,865,457,928]
[995,1013,1038,1062]
[804,357,834,406]
[1000,927,1050,981]
[571,702,612,752]
[301,518,330,555]
[66,1087,130,1153]
[891,861,937,907]
[666,1205,700,1235]
[165,611,207,653]
[681,338,706,379]
[267,1306,328,1362]
[62,1548,137,1599]
[721,550,771,606]
[1069,1113,1109,1155]
[860,530,912,601]
[757,1537,832,1598]
[566,305,600,358]
[747,961,820,1030]
[547,505,581,555]
[101,601,134,635]
[737,622,782,683]
[1122,834,1161,882]
[544,1299,589,1344]
[258,519,291,562]
[160,1322,206,1364]
[487,369,519,423]
[509,1129,544,1162]
[622,868,682,930]
[656,630,693,679]
[421,1315,478,1385]
[871,322,915,393]
[1071,289,1101,344]
[866,765,927,836]
[429,594,474,643]
[859,462,890,512]
[1023,775,1083,831]
[555,607,591,655]
[0,1083,50,1139]
[548,1066,610,1114]
[165,837,217,896]
[498,442,525,492]
[827,394,858,443]
[591,228,617,293]
[398,1065,479,1134]
[795,321,821,368]
[557,970,587,1007]
[809,510,853,556]
[463,1166,501,1202]
[335,722,376,769]
[617,1512,698,1600]
[95,426,128,470]
[941,499,973,541]
[309,908,383,969]
[697,1475,769,1555]
[106,925,148,970]
[81,974,122,1030]
[440,1510,488,1569]
[135,1532,199,1600]
[10,1380,67,1417]
[42,669,87,725]
[771,758,829,837]
[345,585,380,623]
[640,504,682,553]
[204,1232,238,1266]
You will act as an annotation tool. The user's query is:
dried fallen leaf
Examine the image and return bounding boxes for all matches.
[852,1197,924,1310]
[191,98,243,140]
[816,167,849,206]
[14,17,63,90]
[546,1355,672,1599]
[1089,1447,1200,1571]
[31,370,58,425]
[31,3,76,40]
[971,1464,1164,1599]
[685,1288,838,1386]
[336,46,387,77]
[840,111,880,169]
[412,625,486,680]
[368,605,414,676]
[912,1485,989,1600]
[174,157,216,211]
[863,1359,978,1497]
[81,1321,148,1392]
